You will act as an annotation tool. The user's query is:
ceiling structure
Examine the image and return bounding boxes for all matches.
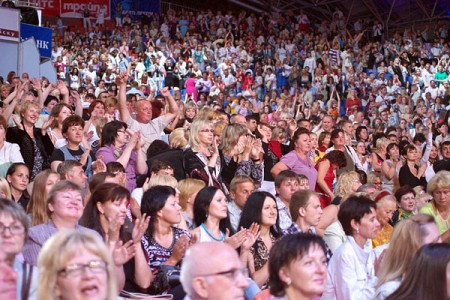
[227,0,450,32]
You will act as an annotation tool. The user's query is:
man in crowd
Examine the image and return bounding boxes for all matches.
[117,72,179,154]
[228,176,255,231]
[180,242,249,300]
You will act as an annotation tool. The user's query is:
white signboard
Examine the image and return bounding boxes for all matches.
[0,7,20,42]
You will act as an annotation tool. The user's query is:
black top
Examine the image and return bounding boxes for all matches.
[399,164,427,189]
[6,126,54,180]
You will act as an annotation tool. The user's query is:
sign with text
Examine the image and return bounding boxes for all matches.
[111,0,160,20]
[0,7,20,41]
[20,24,52,58]
[41,0,110,19]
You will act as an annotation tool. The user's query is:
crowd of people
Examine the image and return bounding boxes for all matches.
[0,4,450,300]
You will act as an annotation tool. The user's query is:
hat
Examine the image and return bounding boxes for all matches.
[245,69,253,75]
[173,87,180,91]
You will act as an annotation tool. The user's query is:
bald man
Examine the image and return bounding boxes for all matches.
[180,242,249,300]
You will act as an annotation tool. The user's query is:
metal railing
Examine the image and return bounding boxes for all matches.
[160,0,200,14]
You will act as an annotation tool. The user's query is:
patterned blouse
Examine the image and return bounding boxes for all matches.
[141,227,191,270]
[250,234,278,289]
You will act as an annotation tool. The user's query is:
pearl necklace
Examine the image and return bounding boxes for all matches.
[201,223,225,241]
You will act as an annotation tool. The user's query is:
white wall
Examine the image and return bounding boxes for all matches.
[0,41,19,79]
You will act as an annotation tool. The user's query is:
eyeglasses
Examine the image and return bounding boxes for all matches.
[374,181,382,186]
[199,267,249,283]
[58,260,107,278]
[200,129,214,133]
[0,223,25,235]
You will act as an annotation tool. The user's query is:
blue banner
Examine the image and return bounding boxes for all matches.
[20,24,52,58]
[111,0,160,21]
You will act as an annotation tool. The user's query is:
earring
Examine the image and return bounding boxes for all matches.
[356,228,360,234]
[205,213,208,218]
[285,278,291,285]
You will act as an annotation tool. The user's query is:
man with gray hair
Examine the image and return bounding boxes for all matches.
[180,242,249,300]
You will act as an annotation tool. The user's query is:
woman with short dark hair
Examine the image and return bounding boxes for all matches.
[322,194,380,299]
[268,233,327,299]
[140,185,191,294]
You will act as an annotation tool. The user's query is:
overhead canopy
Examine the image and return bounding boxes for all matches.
[227,0,450,32]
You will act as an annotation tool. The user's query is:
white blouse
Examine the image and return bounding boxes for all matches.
[322,236,378,300]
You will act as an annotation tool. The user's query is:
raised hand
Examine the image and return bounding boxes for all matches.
[92,155,107,174]
[11,115,23,131]
[57,80,69,95]
[224,228,247,249]
[240,223,260,251]
[160,87,171,98]
[112,240,136,266]
[31,77,41,91]
[168,234,190,265]
[132,213,150,244]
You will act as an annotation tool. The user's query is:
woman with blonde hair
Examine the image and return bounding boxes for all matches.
[374,214,442,299]
[335,171,362,200]
[178,178,205,230]
[322,171,363,252]
[6,101,54,180]
[37,230,117,300]
[220,123,263,189]
[168,128,188,149]
[183,119,224,190]
[420,171,450,242]
[370,137,389,172]
[0,177,12,199]
[26,169,60,226]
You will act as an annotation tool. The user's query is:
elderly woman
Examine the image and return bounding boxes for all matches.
[271,128,318,190]
[391,185,416,226]
[0,198,38,299]
[96,120,147,192]
[322,194,380,299]
[372,192,397,248]
[420,171,450,242]
[0,116,24,176]
[220,123,263,189]
[6,101,54,180]
[22,180,99,266]
[183,119,224,190]
[267,233,328,300]
[37,230,117,300]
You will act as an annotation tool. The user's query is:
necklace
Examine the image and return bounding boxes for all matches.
[201,223,225,241]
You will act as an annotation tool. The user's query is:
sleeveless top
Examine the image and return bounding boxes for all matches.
[59,145,93,179]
